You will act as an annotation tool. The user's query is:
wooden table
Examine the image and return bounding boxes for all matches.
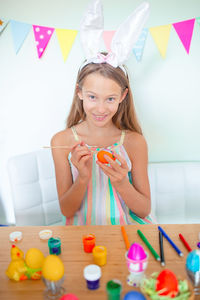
[0,224,199,299]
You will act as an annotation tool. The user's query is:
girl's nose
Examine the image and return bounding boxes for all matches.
[97,102,106,113]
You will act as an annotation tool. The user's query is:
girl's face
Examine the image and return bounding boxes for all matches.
[78,72,127,127]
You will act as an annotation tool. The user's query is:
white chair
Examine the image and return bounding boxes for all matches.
[148,162,200,224]
[7,150,62,226]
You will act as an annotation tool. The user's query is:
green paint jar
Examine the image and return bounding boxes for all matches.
[48,237,61,255]
[106,279,122,300]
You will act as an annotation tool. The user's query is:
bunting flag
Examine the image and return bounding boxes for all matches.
[173,19,195,54]
[0,18,9,34]
[133,28,148,61]
[196,17,200,26]
[103,31,115,52]
[149,24,172,58]
[56,29,77,62]
[33,25,54,58]
[10,20,31,54]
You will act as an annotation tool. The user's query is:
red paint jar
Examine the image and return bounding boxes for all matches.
[83,234,96,253]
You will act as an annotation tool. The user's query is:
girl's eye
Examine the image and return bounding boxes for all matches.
[107,97,115,102]
[89,95,96,100]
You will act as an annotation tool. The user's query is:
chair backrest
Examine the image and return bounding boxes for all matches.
[7,150,62,226]
[7,149,200,225]
[148,162,200,224]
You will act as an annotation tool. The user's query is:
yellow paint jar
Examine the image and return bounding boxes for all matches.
[92,246,107,266]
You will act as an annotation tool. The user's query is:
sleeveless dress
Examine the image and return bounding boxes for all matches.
[63,126,155,225]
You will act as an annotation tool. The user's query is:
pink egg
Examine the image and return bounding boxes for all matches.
[127,243,147,260]
[60,294,79,300]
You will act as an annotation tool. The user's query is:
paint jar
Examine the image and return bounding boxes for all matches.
[106,279,122,300]
[83,264,101,290]
[92,246,107,266]
[82,234,95,253]
[48,237,61,255]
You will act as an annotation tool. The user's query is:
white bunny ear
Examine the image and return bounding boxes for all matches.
[80,0,104,60]
[110,2,150,67]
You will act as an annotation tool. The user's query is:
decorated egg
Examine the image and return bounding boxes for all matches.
[123,291,146,299]
[42,255,64,281]
[127,243,147,260]
[25,248,45,269]
[97,149,116,164]
[186,249,200,272]
[156,269,178,297]
[60,294,79,300]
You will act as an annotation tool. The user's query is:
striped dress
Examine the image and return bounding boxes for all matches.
[63,126,155,225]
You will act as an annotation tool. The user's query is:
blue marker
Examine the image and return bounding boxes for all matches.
[158,226,183,257]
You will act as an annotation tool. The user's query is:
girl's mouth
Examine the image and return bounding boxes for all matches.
[92,114,107,121]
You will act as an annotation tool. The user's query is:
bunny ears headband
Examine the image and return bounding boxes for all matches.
[79,0,150,73]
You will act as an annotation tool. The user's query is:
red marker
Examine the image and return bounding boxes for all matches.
[179,233,192,252]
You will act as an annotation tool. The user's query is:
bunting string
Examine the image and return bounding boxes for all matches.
[0,17,199,62]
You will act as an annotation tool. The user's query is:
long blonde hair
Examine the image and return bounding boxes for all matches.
[67,62,142,134]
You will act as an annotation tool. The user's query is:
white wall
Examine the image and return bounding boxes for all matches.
[0,0,200,224]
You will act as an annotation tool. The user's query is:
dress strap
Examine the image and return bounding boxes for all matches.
[119,130,125,145]
[71,126,80,142]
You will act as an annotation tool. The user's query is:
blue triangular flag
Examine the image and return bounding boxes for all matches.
[133,28,148,62]
[0,18,9,34]
[10,20,31,54]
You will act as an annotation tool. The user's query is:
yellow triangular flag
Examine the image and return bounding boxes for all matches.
[56,29,77,62]
[149,24,172,58]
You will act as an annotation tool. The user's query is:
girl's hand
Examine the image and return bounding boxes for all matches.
[96,151,129,189]
[70,141,93,182]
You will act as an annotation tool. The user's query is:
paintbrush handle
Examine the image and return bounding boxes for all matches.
[43,146,72,149]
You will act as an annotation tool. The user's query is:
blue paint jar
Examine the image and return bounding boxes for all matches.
[83,264,101,290]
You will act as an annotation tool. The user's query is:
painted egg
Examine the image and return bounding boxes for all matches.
[97,150,116,164]
[25,248,45,269]
[186,249,200,272]
[127,243,147,260]
[42,255,64,281]
[156,269,178,297]
[123,291,146,299]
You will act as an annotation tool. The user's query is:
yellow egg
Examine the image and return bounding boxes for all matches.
[42,255,64,281]
[25,248,45,269]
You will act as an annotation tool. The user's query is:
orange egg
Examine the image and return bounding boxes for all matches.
[97,150,116,164]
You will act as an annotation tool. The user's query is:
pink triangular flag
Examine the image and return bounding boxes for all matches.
[33,25,54,58]
[173,19,195,54]
[103,31,115,52]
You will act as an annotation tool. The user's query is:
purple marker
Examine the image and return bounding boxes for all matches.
[83,264,101,290]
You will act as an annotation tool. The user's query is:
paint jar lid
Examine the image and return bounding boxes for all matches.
[106,279,122,296]
[9,231,22,242]
[39,229,53,240]
[83,264,101,281]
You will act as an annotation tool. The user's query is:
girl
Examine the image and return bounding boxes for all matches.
[51,61,154,225]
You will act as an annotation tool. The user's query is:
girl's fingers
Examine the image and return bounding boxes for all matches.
[71,141,86,151]
[71,141,82,151]
[97,160,119,177]
[102,154,124,172]
[111,151,128,169]
[71,142,91,161]
[80,154,92,163]
[76,152,91,164]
